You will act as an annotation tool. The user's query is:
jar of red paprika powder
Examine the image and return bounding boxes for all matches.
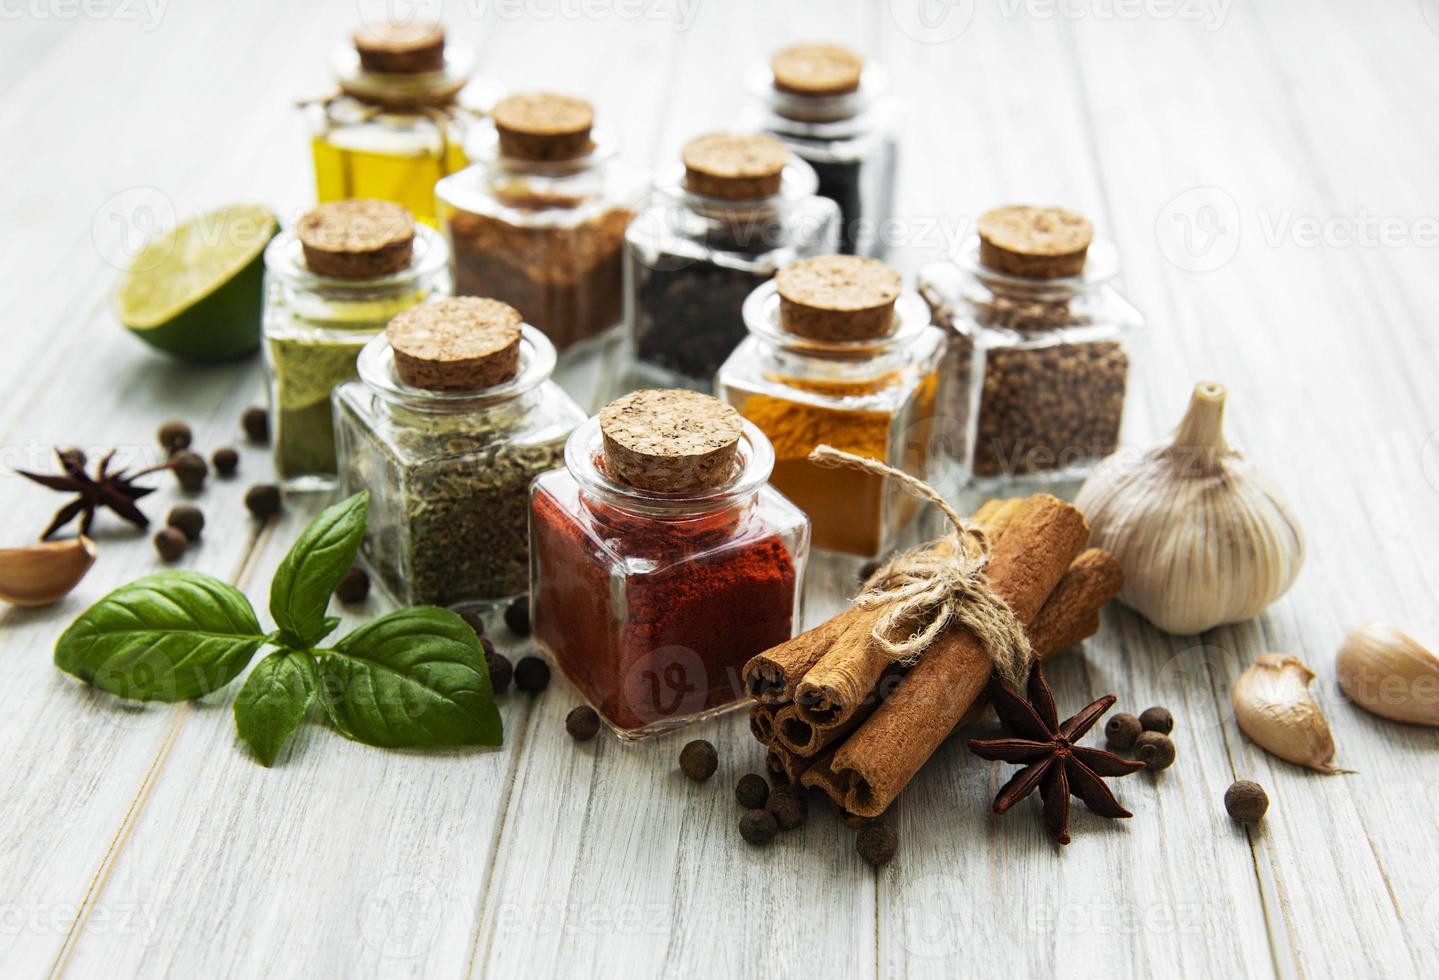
[529,388,810,740]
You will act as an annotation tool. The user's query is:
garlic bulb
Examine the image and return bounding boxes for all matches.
[1233,654,1351,773]
[1074,382,1304,634]
[1336,622,1439,727]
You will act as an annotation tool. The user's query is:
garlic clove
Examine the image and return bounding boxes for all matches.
[1336,622,1439,727]
[0,536,98,607]
[1232,653,1353,774]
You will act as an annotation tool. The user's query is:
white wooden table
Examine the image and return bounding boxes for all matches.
[4,2,1438,977]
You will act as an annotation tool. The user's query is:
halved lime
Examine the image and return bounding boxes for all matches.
[116,203,279,361]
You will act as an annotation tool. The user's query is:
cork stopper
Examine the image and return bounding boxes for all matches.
[352,22,447,74]
[493,93,595,162]
[386,297,522,391]
[682,133,789,201]
[297,199,415,280]
[977,205,1094,279]
[776,255,902,342]
[771,44,864,97]
[599,389,745,493]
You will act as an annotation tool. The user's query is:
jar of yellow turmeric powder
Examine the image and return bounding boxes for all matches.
[717,255,944,557]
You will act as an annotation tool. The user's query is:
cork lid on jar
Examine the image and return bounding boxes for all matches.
[297,199,416,280]
[599,389,745,493]
[776,255,903,342]
[771,44,864,97]
[352,22,447,74]
[386,297,523,391]
[493,92,596,162]
[682,133,789,201]
[977,205,1094,279]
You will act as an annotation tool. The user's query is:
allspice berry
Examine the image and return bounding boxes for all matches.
[514,656,550,695]
[739,808,779,846]
[1224,780,1269,823]
[335,565,370,604]
[1139,706,1174,734]
[244,483,282,518]
[166,504,205,543]
[241,406,269,444]
[486,651,513,694]
[1105,712,1142,750]
[504,595,531,637]
[565,705,601,741]
[171,451,208,492]
[212,447,239,477]
[158,420,192,453]
[858,558,884,586]
[735,773,770,810]
[154,527,187,562]
[1135,731,1177,771]
[680,739,718,782]
[856,822,899,867]
[765,786,808,831]
[460,610,486,637]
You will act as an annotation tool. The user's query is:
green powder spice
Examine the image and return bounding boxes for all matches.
[270,334,372,480]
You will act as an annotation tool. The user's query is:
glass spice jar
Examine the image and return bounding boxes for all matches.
[335,297,584,610]
[740,44,899,258]
[263,199,448,491]
[717,255,944,557]
[919,205,1145,486]
[624,132,840,389]
[436,92,648,353]
[303,22,502,226]
[530,389,810,739]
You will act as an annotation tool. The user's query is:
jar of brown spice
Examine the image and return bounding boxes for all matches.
[918,205,1145,485]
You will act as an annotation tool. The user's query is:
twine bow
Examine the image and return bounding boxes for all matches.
[808,445,1032,689]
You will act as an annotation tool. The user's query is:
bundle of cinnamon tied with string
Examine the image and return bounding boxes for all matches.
[745,446,1124,823]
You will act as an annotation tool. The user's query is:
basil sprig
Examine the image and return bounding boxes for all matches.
[54,492,502,766]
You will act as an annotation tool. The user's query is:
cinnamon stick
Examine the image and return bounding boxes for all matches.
[1028,548,1122,657]
[743,605,867,705]
[749,703,777,743]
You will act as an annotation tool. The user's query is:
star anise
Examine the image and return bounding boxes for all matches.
[968,662,1145,845]
[17,448,173,539]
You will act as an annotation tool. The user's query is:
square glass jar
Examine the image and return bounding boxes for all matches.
[919,236,1145,487]
[624,157,840,390]
[436,127,649,353]
[262,225,448,492]
[529,417,810,740]
[717,281,944,557]
[334,325,584,611]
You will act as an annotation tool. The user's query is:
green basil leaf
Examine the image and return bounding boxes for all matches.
[269,492,368,648]
[315,607,501,748]
[55,572,265,702]
[234,651,317,767]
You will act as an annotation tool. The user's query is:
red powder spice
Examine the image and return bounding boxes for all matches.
[531,475,798,734]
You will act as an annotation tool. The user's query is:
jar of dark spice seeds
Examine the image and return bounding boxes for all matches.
[263,199,448,490]
[740,44,899,258]
[918,205,1144,486]
[334,297,584,609]
[437,92,649,353]
[624,133,839,389]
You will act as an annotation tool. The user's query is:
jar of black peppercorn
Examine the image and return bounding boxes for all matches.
[919,205,1145,486]
[740,44,899,258]
[624,132,840,390]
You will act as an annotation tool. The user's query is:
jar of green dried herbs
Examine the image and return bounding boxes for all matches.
[262,199,448,490]
[333,296,584,609]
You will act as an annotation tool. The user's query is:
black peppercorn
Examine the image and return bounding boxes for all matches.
[242,406,269,444]
[486,651,513,694]
[735,773,770,810]
[514,656,550,695]
[158,420,192,453]
[1224,780,1268,823]
[765,786,808,831]
[504,595,531,637]
[153,527,187,562]
[566,705,601,741]
[244,484,282,518]
[739,808,778,846]
[856,822,898,867]
[460,610,486,637]
[212,447,239,477]
[679,739,718,782]
[1139,706,1174,734]
[166,504,204,543]
[171,451,207,492]
[1105,712,1142,750]
[335,565,369,604]
[1135,731,1176,771]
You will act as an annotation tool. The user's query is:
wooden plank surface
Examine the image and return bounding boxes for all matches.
[2,2,1437,978]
